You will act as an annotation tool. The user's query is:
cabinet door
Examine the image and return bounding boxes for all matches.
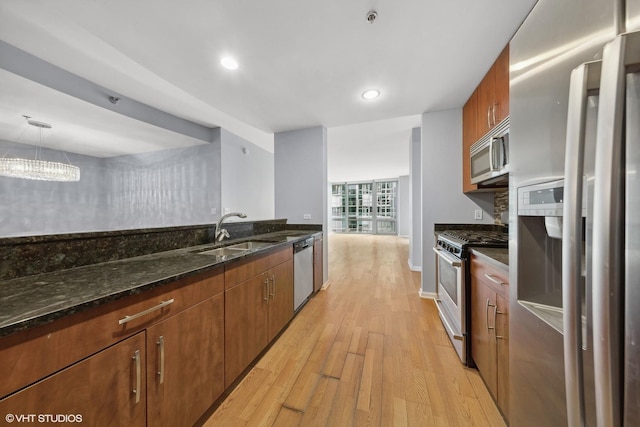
[146,294,224,427]
[476,65,496,138]
[224,274,269,388]
[463,90,479,193]
[268,258,294,341]
[313,238,323,293]
[471,279,497,397]
[494,45,510,125]
[496,293,510,418]
[0,333,146,427]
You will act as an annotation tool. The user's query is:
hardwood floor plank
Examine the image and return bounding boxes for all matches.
[204,235,506,427]
[326,352,364,425]
[270,406,303,426]
[299,376,339,427]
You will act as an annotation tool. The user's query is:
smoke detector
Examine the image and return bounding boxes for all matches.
[366,10,378,24]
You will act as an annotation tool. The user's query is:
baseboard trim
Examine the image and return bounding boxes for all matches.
[418,290,437,299]
[321,281,331,291]
[407,259,422,272]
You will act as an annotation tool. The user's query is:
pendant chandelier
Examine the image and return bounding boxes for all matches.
[0,116,80,182]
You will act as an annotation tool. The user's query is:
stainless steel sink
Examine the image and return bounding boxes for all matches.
[195,240,273,256]
[197,247,245,256]
[226,241,272,250]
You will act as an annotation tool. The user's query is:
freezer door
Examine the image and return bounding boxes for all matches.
[625,70,640,426]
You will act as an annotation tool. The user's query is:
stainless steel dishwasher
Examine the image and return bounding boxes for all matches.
[293,237,314,311]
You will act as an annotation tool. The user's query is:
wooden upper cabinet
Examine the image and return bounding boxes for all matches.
[476,64,497,139]
[462,43,509,194]
[494,45,510,125]
[463,90,479,193]
[476,44,510,139]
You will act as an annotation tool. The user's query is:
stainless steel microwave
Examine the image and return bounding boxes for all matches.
[470,118,510,185]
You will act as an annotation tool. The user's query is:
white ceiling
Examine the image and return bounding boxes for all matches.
[0,0,537,176]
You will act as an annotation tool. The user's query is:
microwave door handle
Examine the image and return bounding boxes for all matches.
[488,137,495,171]
[500,137,508,167]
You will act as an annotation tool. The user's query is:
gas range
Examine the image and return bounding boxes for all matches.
[433,226,508,366]
[437,229,508,258]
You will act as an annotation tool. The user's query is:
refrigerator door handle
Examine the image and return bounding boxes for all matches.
[562,62,592,427]
[592,33,627,427]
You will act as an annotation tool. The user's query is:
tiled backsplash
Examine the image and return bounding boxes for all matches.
[493,189,509,225]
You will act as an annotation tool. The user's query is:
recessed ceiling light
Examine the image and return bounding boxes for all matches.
[362,89,380,100]
[221,57,239,70]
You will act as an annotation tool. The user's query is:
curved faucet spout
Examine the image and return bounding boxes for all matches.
[215,212,247,242]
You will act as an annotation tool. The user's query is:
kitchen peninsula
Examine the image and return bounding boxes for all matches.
[0,221,321,427]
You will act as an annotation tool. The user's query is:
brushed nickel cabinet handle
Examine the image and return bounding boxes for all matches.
[492,103,497,127]
[157,336,165,384]
[494,309,506,341]
[118,299,175,325]
[487,105,491,129]
[484,273,507,286]
[270,275,276,298]
[264,278,269,303]
[486,298,496,331]
[132,350,141,404]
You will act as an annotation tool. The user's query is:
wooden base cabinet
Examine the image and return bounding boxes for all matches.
[224,273,270,387]
[313,235,323,293]
[0,332,147,427]
[146,294,225,427]
[224,247,294,388]
[0,268,225,426]
[267,258,294,341]
[470,254,510,420]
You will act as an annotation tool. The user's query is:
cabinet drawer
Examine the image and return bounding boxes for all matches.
[0,267,223,400]
[0,332,147,427]
[471,256,509,298]
[224,245,292,289]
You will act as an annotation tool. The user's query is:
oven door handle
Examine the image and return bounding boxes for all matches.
[432,247,462,267]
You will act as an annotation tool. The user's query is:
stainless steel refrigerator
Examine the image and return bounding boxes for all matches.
[509,0,640,425]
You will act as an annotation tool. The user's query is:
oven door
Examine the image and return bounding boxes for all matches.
[433,246,466,363]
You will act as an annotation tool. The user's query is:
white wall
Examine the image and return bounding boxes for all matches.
[274,126,328,282]
[220,128,274,220]
[421,109,494,295]
[327,115,420,182]
[274,127,326,225]
[398,175,410,237]
[409,127,422,271]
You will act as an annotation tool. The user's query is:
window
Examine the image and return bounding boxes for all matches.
[331,184,347,232]
[331,180,398,235]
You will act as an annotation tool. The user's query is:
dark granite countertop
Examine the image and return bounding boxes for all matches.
[469,247,509,270]
[0,229,320,338]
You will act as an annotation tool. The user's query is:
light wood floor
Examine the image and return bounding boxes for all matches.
[204,234,505,427]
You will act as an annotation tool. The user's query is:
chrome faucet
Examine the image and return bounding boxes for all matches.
[214,212,247,242]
